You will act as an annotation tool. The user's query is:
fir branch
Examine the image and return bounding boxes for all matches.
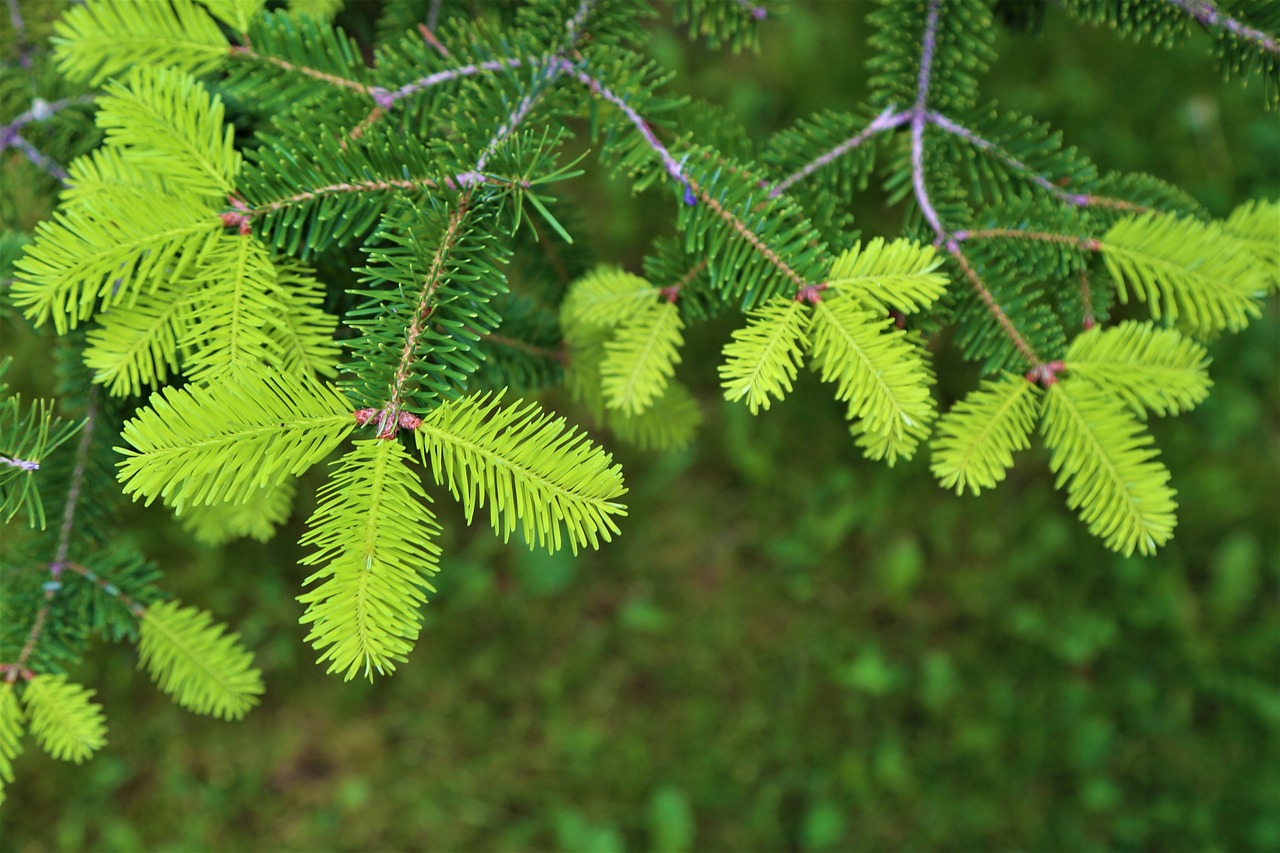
[240,173,493,223]
[11,391,98,674]
[377,202,471,438]
[556,58,692,195]
[228,43,371,96]
[413,392,627,554]
[685,174,811,291]
[117,370,355,509]
[1165,0,1279,55]
[370,58,525,109]
[944,240,1041,366]
[20,674,107,764]
[298,440,442,681]
[911,0,948,239]
[951,228,1101,251]
[767,105,909,199]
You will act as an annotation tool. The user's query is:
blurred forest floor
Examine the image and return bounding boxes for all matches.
[3,1,1278,850]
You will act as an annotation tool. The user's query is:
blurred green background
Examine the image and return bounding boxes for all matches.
[3,1,1278,850]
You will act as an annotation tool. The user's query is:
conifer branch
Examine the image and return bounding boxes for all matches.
[768,105,909,199]
[10,392,98,674]
[229,43,371,95]
[911,0,947,239]
[1165,0,1280,55]
[925,110,1067,195]
[370,58,526,109]
[952,228,1101,251]
[377,202,470,438]
[945,239,1041,366]
[556,59,692,194]
[686,175,811,291]
[239,173,494,222]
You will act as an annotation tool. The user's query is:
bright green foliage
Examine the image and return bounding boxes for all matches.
[1224,198,1280,291]
[1064,321,1212,418]
[1041,381,1177,557]
[719,240,943,455]
[602,301,685,415]
[11,194,221,333]
[930,372,1041,494]
[810,294,936,456]
[117,368,354,509]
[565,335,703,452]
[414,393,628,554]
[719,297,810,414]
[826,238,948,314]
[138,600,265,719]
[183,237,288,382]
[0,682,22,807]
[176,481,297,547]
[297,440,442,681]
[60,145,193,209]
[81,276,200,397]
[562,267,659,333]
[607,382,703,451]
[1100,213,1265,334]
[52,0,228,85]
[199,0,267,33]
[19,675,107,764]
[95,66,241,198]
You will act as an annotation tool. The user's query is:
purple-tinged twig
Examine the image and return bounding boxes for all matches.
[0,455,39,471]
[363,1,600,438]
[4,134,69,182]
[554,58,693,199]
[418,22,450,57]
[1,95,95,184]
[6,0,31,70]
[911,0,946,240]
[1166,0,1279,55]
[767,106,909,199]
[927,112,1156,213]
[910,1,1045,367]
[369,58,524,109]
[926,111,1065,196]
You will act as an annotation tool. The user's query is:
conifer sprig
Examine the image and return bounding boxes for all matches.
[2,0,1275,800]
